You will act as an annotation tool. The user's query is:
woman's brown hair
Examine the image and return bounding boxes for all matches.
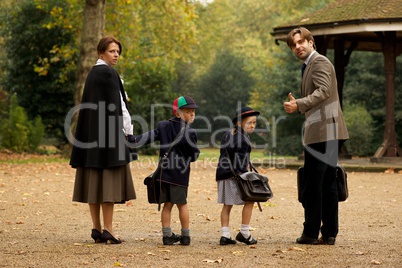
[97,36,122,55]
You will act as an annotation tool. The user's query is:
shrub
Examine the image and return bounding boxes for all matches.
[343,102,374,156]
[0,95,45,153]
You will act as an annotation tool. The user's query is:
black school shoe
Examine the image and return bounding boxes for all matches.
[163,233,181,245]
[235,232,257,245]
[180,236,191,246]
[219,236,237,245]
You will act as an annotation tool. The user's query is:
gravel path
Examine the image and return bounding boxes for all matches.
[1,157,401,267]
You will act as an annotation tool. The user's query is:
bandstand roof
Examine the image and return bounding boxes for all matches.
[271,0,402,54]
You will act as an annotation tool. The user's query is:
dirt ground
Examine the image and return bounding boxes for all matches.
[1,153,402,268]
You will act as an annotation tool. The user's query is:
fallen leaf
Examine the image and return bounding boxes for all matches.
[202,258,222,263]
[288,247,305,252]
[355,251,365,255]
[370,260,381,265]
[276,249,287,253]
[114,209,127,212]
[384,168,394,174]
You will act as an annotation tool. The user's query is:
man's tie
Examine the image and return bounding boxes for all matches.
[301,63,306,77]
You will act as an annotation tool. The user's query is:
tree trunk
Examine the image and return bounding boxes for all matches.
[74,0,106,106]
[69,0,105,144]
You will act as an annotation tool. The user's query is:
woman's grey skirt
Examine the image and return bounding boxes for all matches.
[72,164,136,204]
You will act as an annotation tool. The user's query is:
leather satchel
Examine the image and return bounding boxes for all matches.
[225,148,273,211]
[143,171,160,204]
[143,127,185,211]
[236,169,273,203]
[297,165,348,202]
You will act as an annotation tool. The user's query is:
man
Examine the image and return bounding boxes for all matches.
[283,27,349,245]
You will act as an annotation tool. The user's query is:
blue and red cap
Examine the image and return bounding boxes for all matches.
[172,96,198,114]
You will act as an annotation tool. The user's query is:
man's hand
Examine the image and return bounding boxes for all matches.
[283,92,298,113]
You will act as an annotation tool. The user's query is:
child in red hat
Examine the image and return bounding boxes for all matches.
[135,96,199,245]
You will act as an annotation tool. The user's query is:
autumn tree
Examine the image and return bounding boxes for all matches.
[103,0,199,135]
[0,0,76,142]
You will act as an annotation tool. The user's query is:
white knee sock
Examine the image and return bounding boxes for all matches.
[240,224,250,238]
[221,226,230,238]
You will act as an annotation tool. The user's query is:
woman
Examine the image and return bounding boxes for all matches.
[216,107,260,245]
[70,36,136,244]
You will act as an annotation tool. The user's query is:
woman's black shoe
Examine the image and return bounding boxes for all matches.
[219,236,237,245]
[91,229,103,243]
[102,229,122,244]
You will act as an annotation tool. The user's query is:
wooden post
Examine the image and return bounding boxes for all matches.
[372,31,402,160]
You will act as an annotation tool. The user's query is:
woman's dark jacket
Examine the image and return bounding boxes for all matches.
[70,65,132,169]
[136,117,199,187]
[216,127,251,181]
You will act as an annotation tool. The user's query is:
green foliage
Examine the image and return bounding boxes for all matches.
[270,134,303,156]
[1,95,45,152]
[104,1,199,155]
[343,102,375,156]
[0,0,76,143]
[192,49,256,145]
[343,51,402,151]
[28,117,46,151]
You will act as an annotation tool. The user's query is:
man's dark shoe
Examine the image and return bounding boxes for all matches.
[162,233,181,245]
[318,236,336,245]
[219,236,237,245]
[296,234,318,245]
[235,232,257,245]
[180,235,191,246]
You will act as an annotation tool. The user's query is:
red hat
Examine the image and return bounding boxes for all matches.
[172,96,198,114]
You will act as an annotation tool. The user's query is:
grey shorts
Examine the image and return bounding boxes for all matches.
[159,182,188,204]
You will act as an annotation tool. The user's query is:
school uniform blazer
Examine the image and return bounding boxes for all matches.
[136,117,199,187]
[296,52,349,146]
[216,127,251,181]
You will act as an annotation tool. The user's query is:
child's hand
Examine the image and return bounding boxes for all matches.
[127,135,136,143]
